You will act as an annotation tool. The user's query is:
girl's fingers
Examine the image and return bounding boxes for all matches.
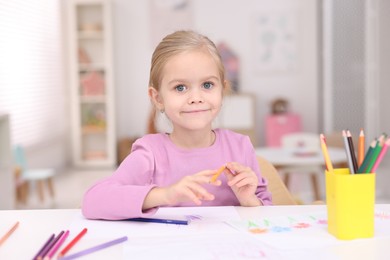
[186,182,215,201]
[227,172,248,186]
[194,171,222,186]
[182,187,202,205]
[231,177,256,188]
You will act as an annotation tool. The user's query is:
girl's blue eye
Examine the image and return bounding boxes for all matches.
[175,85,186,92]
[203,82,213,89]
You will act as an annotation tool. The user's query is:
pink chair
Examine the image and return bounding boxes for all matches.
[265,113,302,147]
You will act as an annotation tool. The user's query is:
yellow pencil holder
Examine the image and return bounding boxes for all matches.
[325,168,375,240]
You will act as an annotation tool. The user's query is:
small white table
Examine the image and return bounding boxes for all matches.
[255,147,347,200]
[255,147,347,168]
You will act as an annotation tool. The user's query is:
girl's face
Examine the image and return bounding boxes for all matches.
[151,50,224,132]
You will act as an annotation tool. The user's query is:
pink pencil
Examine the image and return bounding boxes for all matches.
[371,138,390,173]
[45,230,69,260]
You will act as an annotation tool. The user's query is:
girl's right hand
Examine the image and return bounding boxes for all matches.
[164,169,221,206]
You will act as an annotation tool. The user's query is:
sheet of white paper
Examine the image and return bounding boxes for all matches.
[123,232,337,260]
[69,206,241,239]
[226,211,390,250]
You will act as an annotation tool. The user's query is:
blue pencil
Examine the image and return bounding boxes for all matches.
[127,217,189,225]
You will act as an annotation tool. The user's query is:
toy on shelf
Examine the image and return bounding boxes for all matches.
[81,105,106,132]
[80,71,105,96]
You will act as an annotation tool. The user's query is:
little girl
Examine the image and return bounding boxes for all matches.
[82,30,272,220]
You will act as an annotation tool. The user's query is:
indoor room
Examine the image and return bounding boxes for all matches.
[1,0,390,258]
[1,0,390,209]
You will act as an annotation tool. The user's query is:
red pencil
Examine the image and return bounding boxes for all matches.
[58,228,87,257]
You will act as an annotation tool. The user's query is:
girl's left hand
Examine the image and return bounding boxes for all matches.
[225,162,261,206]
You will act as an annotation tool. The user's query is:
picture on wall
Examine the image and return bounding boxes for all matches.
[252,10,298,73]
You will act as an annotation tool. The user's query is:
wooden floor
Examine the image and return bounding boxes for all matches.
[15,169,112,209]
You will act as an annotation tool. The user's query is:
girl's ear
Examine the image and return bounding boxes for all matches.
[148,87,164,111]
[222,80,231,96]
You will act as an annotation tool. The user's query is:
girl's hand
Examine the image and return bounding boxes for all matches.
[225,162,261,206]
[163,170,221,206]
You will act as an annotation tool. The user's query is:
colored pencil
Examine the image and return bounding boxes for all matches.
[347,130,358,173]
[320,134,333,172]
[60,236,128,260]
[45,230,69,260]
[127,217,189,225]
[210,165,226,183]
[366,136,385,173]
[358,139,376,173]
[0,221,19,246]
[38,230,64,260]
[32,233,55,260]
[58,228,88,257]
[371,138,390,173]
[342,130,355,174]
[358,128,365,167]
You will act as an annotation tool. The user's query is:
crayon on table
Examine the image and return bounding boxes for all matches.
[127,217,189,225]
[58,228,88,257]
[60,236,128,260]
[32,233,55,260]
[0,221,19,246]
[45,230,69,260]
[38,230,64,260]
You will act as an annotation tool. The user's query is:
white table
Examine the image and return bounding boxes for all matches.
[1,205,389,259]
[255,147,347,168]
[255,147,347,201]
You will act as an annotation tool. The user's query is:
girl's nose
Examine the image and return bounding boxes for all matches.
[188,88,204,104]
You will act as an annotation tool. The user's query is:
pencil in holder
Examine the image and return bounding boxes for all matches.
[325,168,375,240]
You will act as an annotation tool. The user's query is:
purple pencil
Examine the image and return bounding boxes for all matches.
[32,233,55,260]
[38,231,64,260]
[60,236,128,260]
[45,230,69,260]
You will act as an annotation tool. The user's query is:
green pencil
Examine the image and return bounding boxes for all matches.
[365,138,385,173]
[357,139,376,173]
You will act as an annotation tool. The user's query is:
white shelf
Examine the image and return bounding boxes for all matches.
[78,30,103,39]
[80,95,106,103]
[78,63,105,71]
[67,0,116,169]
[0,113,14,209]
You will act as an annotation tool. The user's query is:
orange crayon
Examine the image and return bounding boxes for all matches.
[0,221,19,246]
[210,165,226,183]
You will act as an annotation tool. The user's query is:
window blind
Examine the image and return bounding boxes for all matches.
[0,0,66,147]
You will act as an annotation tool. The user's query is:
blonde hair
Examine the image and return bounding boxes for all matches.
[149,30,228,91]
[147,30,229,134]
